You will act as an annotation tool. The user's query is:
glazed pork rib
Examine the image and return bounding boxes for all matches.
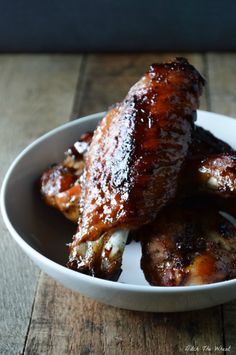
[68,58,205,278]
[179,126,236,197]
[196,152,236,198]
[40,132,93,222]
[40,126,234,223]
[189,125,232,159]
[140,198,236,286]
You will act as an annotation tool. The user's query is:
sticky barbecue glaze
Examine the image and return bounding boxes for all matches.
[178,127,235,197]
[198,153,236,196]
[140,197,236,286]
[70,58,205,255]
[40,132,93,222]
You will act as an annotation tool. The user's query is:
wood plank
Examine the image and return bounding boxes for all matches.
[25,274,224,355]
[24,54,226,355]
[207,52,236,353]
[0,55,81,355]
[71,53,207,118]
[206,53,236,116]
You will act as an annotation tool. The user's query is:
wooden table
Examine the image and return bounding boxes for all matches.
[0,53,235,355]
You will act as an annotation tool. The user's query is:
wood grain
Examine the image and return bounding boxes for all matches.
[25,274,224,355]
[0,55,81,355]
[71,53,207,118]
[206,53,236,115]
[207,53,236,353]
[22,54,230,355]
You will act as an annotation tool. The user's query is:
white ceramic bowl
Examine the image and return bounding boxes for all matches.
[1,111,236,312]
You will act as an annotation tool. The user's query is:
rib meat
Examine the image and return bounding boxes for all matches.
[140,126,236,286]
[40,125,234,223]
[179,126,236,197]
[196,153,236,196]
[140,197,236,286]
[68,58,205,276]
[189,125,232,159]
[40,132,93,222]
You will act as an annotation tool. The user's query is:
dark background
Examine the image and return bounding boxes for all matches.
[0,0,235,52]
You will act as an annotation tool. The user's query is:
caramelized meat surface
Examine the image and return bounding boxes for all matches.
[179,127,235,197]
[40,132,93,222]
[40,164,80,222]
[71,58,204,250]
[40,124,234,223]
[140,198,236,286]
[189,125,232,160]
[197,153,236,196]
[40,125,234,224]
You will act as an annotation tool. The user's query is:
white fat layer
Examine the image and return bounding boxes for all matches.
[105,229,129,258]
[207,176,219,189]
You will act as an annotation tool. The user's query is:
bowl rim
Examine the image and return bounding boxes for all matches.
[1,110,236,294]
